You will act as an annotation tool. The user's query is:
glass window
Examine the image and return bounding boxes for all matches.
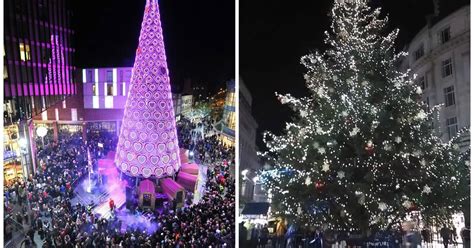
[4,65,8,79]
[440,27,451,44]
[19,43,31,61]
[92,84,97,96]
[107,70,113,82]
[443,86,455,107]
[442,58,453,78]
[446,117,458,139]
[419,75,427,90]
[122,83,127,96]
[88,70,93,82]
[414,44,424,61]
[106,84,114,96]
[226,92,235,107]
[71,108,78,121]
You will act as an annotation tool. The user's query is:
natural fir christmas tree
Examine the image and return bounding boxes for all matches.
[260,1,469,233]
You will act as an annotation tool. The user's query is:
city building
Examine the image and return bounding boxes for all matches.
[181,94,193,116]
[173,93,182,119]
[402,5,470,149]
[80,67,132,134]
[3,0,76,181]
[401,4,470,234]
[210,88,226,122]
[239,79,261,203]
[220,80,235,146]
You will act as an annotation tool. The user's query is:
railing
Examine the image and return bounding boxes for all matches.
[4,215,27,248]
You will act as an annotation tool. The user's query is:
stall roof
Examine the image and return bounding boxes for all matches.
[139,179,155,194]
[241,202,270,215]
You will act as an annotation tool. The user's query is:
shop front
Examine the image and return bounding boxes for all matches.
[86,121,118,135]
[219,126,235,147]
[59,123,84,134]
[3,125,25,185]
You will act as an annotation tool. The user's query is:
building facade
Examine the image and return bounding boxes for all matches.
[403,5,470,149]
[181,94,193,116]
[3,0,76,181]
[78,67,183,134]
[239,80,261,203]
[402,5,470,235]
[221,80,236,146]
[81,67,132,134]
[34,67,183,135]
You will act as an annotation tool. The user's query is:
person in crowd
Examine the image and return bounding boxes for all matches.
[258,224,269,248]
[275,218,287,248]
[421,227,431,245]
[240,222,248,247]
[310,228,324,248]
[440,225,451,248]
[402,221,421,248]
[461,225,470,248]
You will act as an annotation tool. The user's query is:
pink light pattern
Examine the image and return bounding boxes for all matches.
[115,0,180,179]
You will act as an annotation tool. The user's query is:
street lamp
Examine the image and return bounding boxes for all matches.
[36,126,48,147]
[18,138,27,149]
[18,138,28,181]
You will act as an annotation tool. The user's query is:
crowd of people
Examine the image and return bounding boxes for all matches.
[177,118,234,165]
[4,116,235,247]
[239,220,470,248]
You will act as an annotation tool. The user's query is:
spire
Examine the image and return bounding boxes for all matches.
[115,0,180,179]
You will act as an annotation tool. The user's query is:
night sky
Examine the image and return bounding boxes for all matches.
[241,0,469,150]
[72,0,234,92]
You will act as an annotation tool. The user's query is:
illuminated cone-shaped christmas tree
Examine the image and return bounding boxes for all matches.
[115,0,180,179]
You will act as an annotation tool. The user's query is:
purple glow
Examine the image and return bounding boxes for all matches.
[115,0,180,179]
[93,164,127,218]
[117,209,159,235]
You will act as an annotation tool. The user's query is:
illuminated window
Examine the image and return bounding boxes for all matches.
[92,84,97,95]
[71,108,78,121]
[226,111,236,130]
[93,96,99,108]
[106,84,114,96]
[4,65,8,79]
[446,117,458,139]
[82,69,87,83]
[226,92,235,107]
[105,96,114,108]
[19,43,31,61]
[122,83,127,96]
[62,100,66,109]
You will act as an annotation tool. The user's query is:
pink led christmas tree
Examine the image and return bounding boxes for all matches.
[115,0,180,179]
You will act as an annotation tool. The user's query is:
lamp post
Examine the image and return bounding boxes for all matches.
[18,138,28,181]
[36,126,48,147]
